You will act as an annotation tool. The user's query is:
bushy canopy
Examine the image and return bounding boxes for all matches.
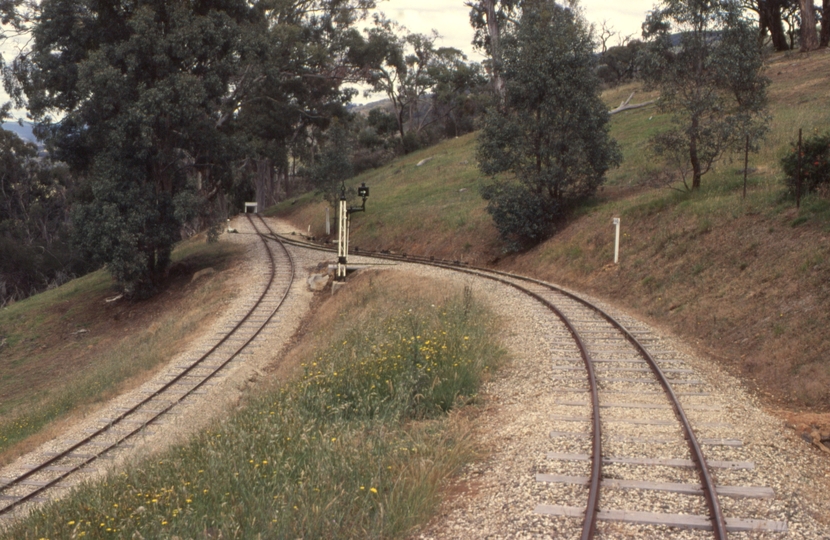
[639,0,770,190]
[478,2,621,250]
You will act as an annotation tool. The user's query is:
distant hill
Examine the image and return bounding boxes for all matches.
[348,98,393,116]
[1,120,38,145]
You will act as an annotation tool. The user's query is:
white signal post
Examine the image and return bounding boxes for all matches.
[613,217,621,265]
[336,194,349,280]
[336,182,369,281]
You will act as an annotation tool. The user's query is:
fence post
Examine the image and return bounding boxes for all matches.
[797,128,803,209]
[743,134,749,200]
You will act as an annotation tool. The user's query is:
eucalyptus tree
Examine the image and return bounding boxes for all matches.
[477,1,621,250]
[640,0,770,191]
[428,48,487,138]
[10,0,262,297]
[358,19,446,152]
[232,0,376,210]
[466,0,520,102]
[0,127,82,304]
[739,0,796,50]
[10,0,374,297]
[797,0,819,50]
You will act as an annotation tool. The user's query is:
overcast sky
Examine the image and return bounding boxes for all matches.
[369,0,657,58]
[353,0,657,102]
[2,1,659,119]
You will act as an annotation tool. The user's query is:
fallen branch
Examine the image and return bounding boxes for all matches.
[609,92,657,115]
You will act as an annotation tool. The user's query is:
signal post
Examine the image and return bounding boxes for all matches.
[336,182,369,281]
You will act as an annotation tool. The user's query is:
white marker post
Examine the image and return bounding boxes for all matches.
[325,206,331,236]
[335,183,369,282]
[612,217,621,264]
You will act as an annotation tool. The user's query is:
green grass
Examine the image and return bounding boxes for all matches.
[3,275,503,539]
[270,133,503,263]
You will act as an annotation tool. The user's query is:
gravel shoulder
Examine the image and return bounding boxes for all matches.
[376,263,830,539]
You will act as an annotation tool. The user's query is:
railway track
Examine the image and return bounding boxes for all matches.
[273,233,789,538]
[0,216,791,536]
[0,215,294,520]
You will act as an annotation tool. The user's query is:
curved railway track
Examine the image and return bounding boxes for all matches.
[0,215,789,537]
[273,232,788,538]
[0,215,294,520]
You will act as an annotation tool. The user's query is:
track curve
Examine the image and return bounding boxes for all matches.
[0,215,294,519]
[273,232,789,538]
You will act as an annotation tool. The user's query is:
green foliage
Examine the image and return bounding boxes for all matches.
[358,19,485,153]
[14,0,254,297]
[429,47,488,138]
[480,182,556,249]
[477,3,621,250]
[597,40,644,87]
[310,120,356,207]
[640,0,770,190]
[781,131,830,195]
[230,1,376,210]
[0,128,85,304]
[367,108,398,136]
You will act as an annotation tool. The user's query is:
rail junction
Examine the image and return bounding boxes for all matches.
[0,214,808,537]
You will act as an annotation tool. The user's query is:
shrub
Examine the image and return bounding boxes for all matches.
[481,182,560,251]
[781,131,830,196]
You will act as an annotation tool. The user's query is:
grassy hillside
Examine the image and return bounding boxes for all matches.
[0,234,245,466]
[274,49,830,409]
[269,134,503,265]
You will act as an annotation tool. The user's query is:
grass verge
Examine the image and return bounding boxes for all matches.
[0,233,244,465]
[4,271,503,539]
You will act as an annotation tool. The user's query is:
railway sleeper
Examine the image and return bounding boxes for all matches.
[534,504,787,532]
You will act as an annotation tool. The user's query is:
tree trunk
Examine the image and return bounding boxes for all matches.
[799,0,820,51]
[760,0,791,51]
[254,158,273,212]
[690,117,702,190]
[485,0,505,104]
[821,0,830,47]
[396,107,407,153]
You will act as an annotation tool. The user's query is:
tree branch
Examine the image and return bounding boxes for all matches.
[608,92,657,115]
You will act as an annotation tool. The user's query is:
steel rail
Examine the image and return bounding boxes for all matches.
[272,233,727,539]
[0,215,294,518]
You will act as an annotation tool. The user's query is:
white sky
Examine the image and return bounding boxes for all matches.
[368,0,658,58]
[2,0,659,117]
[354,0,657,102]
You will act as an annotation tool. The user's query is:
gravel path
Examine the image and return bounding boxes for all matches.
[3,216,829,539]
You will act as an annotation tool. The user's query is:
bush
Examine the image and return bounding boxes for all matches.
[481,182,560,251]
[476,4,620,250]
[781,131,830,196]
